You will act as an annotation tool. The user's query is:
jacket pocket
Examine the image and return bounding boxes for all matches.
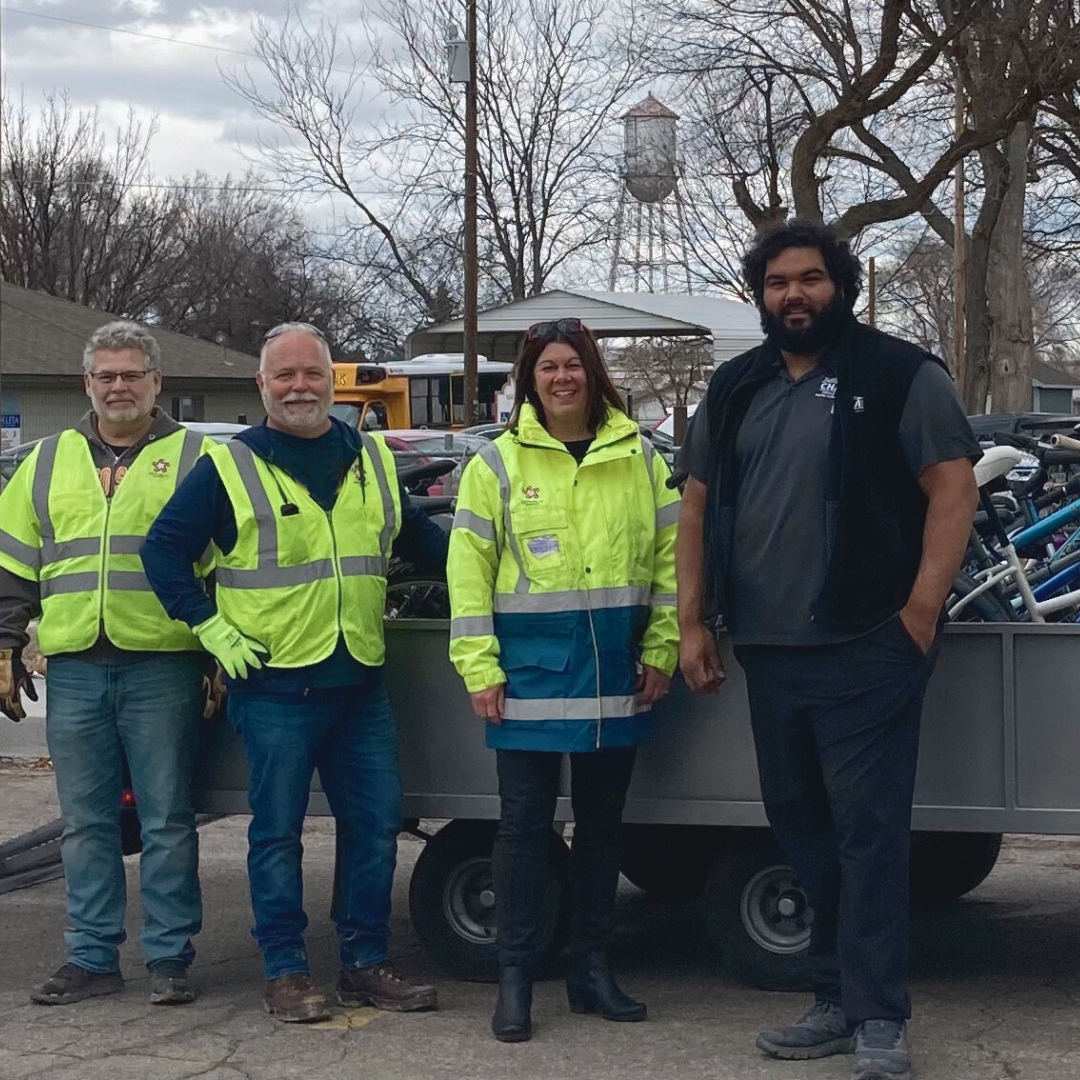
[500,637,572,673]
[511,507,569,579]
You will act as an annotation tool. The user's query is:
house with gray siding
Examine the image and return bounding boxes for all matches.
[1,281,264,447]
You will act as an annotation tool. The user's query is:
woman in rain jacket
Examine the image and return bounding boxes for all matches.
[447,318,680,1042]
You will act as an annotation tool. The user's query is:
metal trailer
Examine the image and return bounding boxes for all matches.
[192,620,1080,989]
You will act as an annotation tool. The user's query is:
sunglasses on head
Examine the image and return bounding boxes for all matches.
[525,318,585,342]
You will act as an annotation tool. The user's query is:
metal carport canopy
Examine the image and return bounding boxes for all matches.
[406,289,763,368]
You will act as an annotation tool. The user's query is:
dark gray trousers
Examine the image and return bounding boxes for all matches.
[735,615,937,1025]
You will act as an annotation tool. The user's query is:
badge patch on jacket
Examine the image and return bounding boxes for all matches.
[524,485,540,500]
[526,535,559,557]
[816,377,837,400]
[151,459,170,475]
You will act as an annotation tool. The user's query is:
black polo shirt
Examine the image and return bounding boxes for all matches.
[678,359,979,645]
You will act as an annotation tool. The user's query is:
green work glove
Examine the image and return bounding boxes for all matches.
[193,614,270,681]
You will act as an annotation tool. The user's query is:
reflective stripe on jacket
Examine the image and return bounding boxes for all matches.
[208,432,402,668]
[447,404,680,752]
[0,427,207,655]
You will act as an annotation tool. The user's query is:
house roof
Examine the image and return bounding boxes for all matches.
[1031,357,1080,388]
[1,281,259,379]
[406,288,763,367]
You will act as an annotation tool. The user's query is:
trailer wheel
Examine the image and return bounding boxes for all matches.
[909,831,1002,905]
[620,824,716,900]
[705,832,812,991]
[408,819,569,982]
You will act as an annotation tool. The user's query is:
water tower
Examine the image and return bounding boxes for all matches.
[609,93,692,293]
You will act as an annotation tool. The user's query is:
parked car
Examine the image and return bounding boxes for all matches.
[380,430,492,496]
[0,421,249,484]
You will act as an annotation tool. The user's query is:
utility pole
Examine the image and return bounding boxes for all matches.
[953,70,967,392]
[463,0,479,425]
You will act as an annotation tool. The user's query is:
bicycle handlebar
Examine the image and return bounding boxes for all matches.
[1033,472,1080,512]
[1050,433,1080,454]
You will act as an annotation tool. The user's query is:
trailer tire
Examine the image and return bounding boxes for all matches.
[705,832,813,991]
[909,831,1002,905]
[408,819,569,982]
[620,824,716,900]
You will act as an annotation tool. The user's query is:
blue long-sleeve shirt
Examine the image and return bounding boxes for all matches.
[142,417,449,693]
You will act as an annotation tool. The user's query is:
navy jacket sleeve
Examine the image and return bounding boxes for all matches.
[391,484,450,570]
[141,456,238,629]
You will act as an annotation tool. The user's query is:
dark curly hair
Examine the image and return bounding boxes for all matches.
[742,219,862,314]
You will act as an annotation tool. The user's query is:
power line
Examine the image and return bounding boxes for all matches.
[1,5,258,59]
[0,5,363,76]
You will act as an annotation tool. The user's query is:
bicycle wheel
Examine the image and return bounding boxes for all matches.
[948,570,1016,622]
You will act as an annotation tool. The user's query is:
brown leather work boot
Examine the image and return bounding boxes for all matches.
[336,964,438,1012]
[263,974,331,1023]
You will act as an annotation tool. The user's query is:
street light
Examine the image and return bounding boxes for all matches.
[445,6,479,425]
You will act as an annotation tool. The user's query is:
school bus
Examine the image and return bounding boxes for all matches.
[331,354,514,431]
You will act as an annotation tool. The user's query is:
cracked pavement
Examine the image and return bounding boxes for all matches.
[2,763,1080,1080]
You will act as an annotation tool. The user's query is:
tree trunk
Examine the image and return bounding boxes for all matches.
[985,120,1035,414]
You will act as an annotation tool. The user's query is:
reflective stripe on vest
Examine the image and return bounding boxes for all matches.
[215,441,395,591]
[30,427,205,654]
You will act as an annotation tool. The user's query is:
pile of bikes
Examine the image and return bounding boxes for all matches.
[950,423,1080,624]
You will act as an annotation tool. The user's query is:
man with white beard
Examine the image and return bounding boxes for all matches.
[142,322,449,1022]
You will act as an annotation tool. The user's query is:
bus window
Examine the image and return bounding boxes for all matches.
[411,376,454,427]
[362,402,388,431]
[449,372,509,423]
[330,403,362,427]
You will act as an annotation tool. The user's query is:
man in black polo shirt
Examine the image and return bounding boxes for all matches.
[676,220,979,1080]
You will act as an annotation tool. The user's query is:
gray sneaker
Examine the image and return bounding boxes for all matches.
[757,1000,853,1060]
[852,1020,913,1079]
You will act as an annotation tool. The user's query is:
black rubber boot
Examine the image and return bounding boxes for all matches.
[491,966,533,1042]
[566,952,646,1022]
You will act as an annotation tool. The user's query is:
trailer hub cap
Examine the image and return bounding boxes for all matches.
[740,866,812,955]
[442,856,498,945]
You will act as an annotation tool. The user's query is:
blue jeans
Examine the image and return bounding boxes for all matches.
[228,680,404,980]
[46,652,204,973]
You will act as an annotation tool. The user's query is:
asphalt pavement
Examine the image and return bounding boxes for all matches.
[2,760,1079,1080]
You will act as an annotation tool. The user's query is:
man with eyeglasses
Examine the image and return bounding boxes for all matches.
[142,322,449,1023]
[0,321,213,1007]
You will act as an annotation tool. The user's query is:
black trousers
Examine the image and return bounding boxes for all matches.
[492,747,637,969]
[735,615,937,1026]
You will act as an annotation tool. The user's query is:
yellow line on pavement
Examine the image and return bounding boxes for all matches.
[309,1007,382,1031]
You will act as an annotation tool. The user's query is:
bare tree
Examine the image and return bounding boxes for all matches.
[0,90,178,315]
[645,0,1080,411]
[224,0,643,321]
[615,335,712,412]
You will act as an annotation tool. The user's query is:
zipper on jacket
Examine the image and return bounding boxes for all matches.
[326,509,344,633]
[567,459,604,748]
[99,493,114,628]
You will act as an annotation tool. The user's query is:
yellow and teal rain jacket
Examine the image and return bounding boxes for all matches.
[447,404,680,752]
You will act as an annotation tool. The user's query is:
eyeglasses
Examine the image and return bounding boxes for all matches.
[525,318,585,342]
[87,370,151,385]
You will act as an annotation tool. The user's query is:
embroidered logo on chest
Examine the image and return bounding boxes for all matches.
[151,458,170,475]
[815,377,837,400]
[523,485,540,500]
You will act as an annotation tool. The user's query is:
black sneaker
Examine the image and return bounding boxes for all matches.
[148,958,195,1005]
[757,1000,853,1060]
[852,1019,913,1079]
[30,963,124,1005]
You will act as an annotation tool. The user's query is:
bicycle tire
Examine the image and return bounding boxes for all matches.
[948,570,1016,622]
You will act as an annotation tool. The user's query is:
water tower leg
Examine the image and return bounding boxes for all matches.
[609,189,627,291]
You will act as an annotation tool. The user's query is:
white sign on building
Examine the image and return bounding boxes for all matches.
[1,412,21,451]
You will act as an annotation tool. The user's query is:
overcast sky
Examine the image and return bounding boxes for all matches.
[1,1,380,193]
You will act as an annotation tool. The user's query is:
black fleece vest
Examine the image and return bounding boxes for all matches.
[704,317,944,636]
